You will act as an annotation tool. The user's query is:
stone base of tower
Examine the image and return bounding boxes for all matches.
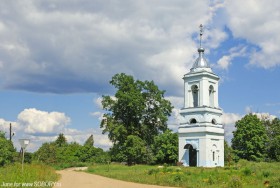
[178,126,224,167]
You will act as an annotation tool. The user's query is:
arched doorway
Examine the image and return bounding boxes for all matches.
[184,144,197,166]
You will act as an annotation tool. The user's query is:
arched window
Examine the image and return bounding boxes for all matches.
[211,119,217,125]
[190,118,197,124]
[191,85,199,107]
[209,85,214,107]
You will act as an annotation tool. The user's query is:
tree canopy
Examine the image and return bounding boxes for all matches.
[101,73,173,165]
[84,134,94,147]
[55,133,67,147]
[263,118,280,161]
[152,130,178,164]
[232,114,268,161]
[0,131,16,166]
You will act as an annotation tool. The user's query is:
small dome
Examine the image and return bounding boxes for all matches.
[190,47,211,72]
[189,24,212,72]
[192,48,209,68]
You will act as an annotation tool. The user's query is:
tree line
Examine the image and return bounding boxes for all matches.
[1,73,279,168]
[0,132,110,168]
[32,134,110,167]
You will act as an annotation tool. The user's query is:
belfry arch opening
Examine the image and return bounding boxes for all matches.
[184,144,197,167]
[190,118,197,124]
[211,119,217,125]
[209,85,214,107]
[191,85,199,107]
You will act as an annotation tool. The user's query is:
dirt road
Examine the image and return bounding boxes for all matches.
[54,168,175,188]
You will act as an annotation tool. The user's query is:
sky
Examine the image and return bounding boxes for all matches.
[0,0,280,152]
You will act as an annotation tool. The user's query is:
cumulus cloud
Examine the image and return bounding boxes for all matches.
[17,108,70,135]
[204,28,228,49]
[225,0,280,68]
[221,112,242,143]
[253,112,277,121]
[0,0,227,95]
[166,96,184,109]
[94,97,103,109]
[63,128,112,150]
[16,127,112,152]
[222,111,278,144]
[90,111,104,122]
[0,119,20,136]
[168,108,185,131]
[216,45,247,70]
[221,112,242,125]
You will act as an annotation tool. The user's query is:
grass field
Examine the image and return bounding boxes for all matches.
[0,163,59,188]
[87,160,280,188]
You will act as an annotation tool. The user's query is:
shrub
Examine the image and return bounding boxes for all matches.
[147,168,159,175]
[185,171,191,176]
[228,176,242,188]
[175,168,182,172]
[238,159,248,167]
[262,171,271,178]
[242,167,252,176]
[162,166,173,173]
[0,132,16,166]
[208,175,215,185]
[172,174,182,184]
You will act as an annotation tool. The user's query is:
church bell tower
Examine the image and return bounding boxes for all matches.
[178,24,224,167]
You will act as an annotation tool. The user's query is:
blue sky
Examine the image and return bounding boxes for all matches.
[0,0,279,151]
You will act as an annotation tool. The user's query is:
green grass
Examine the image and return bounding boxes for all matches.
[0,163,59,188]
[87,161,280,188]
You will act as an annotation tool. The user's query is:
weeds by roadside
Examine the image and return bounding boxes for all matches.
[87,161,280,188]
[0,163,59,188]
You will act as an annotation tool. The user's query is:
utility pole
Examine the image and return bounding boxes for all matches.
[10,123,12,141]
[9,123,14,141]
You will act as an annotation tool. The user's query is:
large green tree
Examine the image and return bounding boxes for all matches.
[101,73,173,165]
[263,118,280,161]
[152,130,178,164]
[84,134,94,147]
[124,135,147,165]
[232,114,268,161]
[0,131,16,166]
[34,142,57,164]
[80,135,98,162]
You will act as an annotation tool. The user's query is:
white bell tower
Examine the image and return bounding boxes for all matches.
[178,24,224,167]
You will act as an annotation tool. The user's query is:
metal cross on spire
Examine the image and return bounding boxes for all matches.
[199,24,203,48]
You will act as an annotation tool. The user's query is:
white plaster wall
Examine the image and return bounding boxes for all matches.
[180,69,224,168]
[179,110,222,126]
[178,128,224,167]
[184,72,219,109]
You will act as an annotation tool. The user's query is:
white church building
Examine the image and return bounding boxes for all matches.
[178,25,224,167]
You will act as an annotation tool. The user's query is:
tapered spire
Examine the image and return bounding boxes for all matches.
[190,24,211,72]
[199,24,203,48]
